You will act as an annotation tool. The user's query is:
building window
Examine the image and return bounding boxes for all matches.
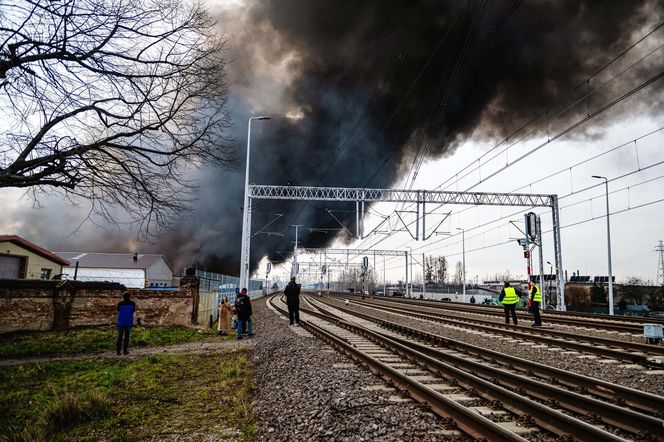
[40,268,52,280]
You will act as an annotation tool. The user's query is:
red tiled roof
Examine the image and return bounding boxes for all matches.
[0,235,70,266]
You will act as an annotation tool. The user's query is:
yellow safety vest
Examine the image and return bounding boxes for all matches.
[502,287,519,304]
[531,284,542,303]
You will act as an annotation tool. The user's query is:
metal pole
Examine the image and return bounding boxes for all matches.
[410,250,413,297]
[360,196,365,239]
[292,225,300,278]
[551,195,566,311]
[239,116,269,291]
[356,200,360,238]
[383,255,386,296]
[537,216,545,309]
[547,261,553,308]
[416,191,420,241]
[422,253,426,299]
[457,228,466,303]
[592,176,614,315]
[405,251,409,297]
[604,179,614,315]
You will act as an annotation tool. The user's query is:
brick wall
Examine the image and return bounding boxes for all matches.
[0,276,199,334]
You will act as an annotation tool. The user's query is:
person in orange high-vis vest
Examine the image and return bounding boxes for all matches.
[499,282,519,325]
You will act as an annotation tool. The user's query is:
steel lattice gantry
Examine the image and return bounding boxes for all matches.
[299,248,408,297]
[299,248,407,257]
[246,184,565,310]
[249,185,554,206]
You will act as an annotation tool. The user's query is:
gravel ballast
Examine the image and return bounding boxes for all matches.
[326,297,664,396]
[250,297,467,441]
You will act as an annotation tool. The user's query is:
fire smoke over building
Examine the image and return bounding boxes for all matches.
[8,0,664,275]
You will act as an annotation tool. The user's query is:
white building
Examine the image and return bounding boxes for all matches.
[56,252,174,288]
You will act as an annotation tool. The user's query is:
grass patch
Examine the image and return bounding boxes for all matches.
[0,325,218,359]
[0,352,255,441]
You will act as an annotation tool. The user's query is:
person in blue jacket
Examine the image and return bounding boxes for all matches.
[117,292,137,355]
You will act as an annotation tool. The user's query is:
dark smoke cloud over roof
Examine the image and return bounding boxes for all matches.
[10,0,661,276]
[175,0,661,275]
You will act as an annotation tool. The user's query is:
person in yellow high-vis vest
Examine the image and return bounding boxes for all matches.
[529,283,542,327]
[499,282,519,325]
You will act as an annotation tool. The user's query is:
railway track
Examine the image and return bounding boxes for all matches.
[363,294,664,332]
[336,296,664,365]
[269,294,664,441]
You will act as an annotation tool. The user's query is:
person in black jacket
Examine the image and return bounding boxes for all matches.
[284,276,301,326]
[235,288,253,339]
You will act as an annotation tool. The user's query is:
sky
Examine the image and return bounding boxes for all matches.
[1,0,663,287]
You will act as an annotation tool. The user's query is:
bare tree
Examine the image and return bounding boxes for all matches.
[453,260,463,285]
[0,0,233,236]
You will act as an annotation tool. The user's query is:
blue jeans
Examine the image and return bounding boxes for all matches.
[237,318,252,338]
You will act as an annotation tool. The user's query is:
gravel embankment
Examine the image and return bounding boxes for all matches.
[372,301,649,345]
[327,298,664,396]
[250,298,468,442]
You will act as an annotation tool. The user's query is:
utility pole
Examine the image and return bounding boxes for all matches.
[291,225,301,278]
[457,228,466,302]
[383,255,386,296]
[656,240,664,286]
[422,253,426,299]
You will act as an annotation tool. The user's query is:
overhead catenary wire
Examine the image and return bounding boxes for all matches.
[357,22,664,251]
[359,123,664,254]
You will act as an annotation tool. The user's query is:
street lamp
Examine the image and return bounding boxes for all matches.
[592,175,614,315]
[546,260,553,308]
[239,116,270,291]
[406,246,412,298]
[456,228,466,302]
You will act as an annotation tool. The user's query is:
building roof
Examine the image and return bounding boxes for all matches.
[0,235,70,266]
[56,252,172,272]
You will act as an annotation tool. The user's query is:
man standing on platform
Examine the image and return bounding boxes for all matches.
[285,276,301,327]
[499,282,519,325]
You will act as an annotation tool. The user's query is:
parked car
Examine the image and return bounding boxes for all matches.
[441,297,451,302]
[646,311,664,318]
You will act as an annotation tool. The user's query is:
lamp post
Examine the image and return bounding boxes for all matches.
[457,227,466,302]
[406,246,412,297]
[239,116,270,291]
[546,260,553,308]
[592,175,614,315]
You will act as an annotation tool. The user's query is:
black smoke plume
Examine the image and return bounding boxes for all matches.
[170,0,661,275]
[16,0,663,275]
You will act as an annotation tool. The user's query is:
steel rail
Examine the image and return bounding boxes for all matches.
[366,293,664,326]
[362,295,646,333]
[380,332,664,437]
[297,296,631,441]
[347,297,664,362]
[267,295,529,441]
[313,296,664,417]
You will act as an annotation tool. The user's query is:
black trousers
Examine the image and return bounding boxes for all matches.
[532,301,542,326]
[116,326,131,354]
[503,304,518,325]
[287,299,300,325]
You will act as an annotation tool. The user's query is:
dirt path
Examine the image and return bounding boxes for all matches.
[0,338,256,367]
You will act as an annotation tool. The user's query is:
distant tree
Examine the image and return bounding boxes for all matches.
[620,277,647,305]
[566,285,591,310]
[425,256,434,283]
[436,256,447,284]
[453,261,463,285]
[590,283,607,303]
[0,0,232,236]
[648,287,664,310]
